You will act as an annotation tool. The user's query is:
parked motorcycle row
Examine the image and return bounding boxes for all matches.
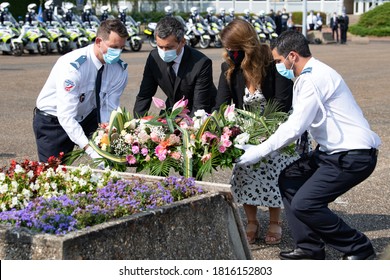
[0,11,143,56]
[143,14,225,49]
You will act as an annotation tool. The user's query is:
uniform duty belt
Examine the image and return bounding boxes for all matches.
[34,107,57,120]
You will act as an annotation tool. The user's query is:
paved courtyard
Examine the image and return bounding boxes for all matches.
[0,38,389,260]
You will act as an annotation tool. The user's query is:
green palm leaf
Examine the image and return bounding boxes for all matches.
[148,157,176,177]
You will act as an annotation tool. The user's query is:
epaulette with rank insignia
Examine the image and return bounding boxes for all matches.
[117,59,128,70]
[70,55,87,70]
[300,67,312,75]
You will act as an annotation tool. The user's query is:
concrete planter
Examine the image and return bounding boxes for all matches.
[0,171,251,260]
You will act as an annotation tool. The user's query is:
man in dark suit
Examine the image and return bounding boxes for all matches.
[330,12,339,43]
[133,16,217,117]
[339,12,349,44]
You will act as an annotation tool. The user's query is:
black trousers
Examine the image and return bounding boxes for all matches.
[278,148,377,259]
[33,108,98,162]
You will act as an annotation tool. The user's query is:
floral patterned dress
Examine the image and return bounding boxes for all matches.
[230,88,301,208]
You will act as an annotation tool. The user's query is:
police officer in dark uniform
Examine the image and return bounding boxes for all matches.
[81,4,93,27]
[42,0,54,25]
[118,6,127,25]
[280,8,289,32]
[100,5,109,22]
[25,3,37,25]
[0,2,11,25]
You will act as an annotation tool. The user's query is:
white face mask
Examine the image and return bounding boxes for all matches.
[275,54,295,80]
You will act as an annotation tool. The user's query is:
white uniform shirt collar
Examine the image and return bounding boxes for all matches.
[90,44,104,70]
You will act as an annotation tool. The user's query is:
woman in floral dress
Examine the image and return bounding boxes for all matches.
[213,19,299,244]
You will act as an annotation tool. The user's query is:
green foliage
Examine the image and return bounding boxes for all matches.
[349,3,390,37]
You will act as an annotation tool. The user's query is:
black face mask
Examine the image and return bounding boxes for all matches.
[227,50,245,66]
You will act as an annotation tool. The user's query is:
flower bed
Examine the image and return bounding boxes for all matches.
[0,159,251,259]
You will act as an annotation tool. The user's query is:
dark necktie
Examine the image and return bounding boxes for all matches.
[167,61,176,87]
[95,65,104,124]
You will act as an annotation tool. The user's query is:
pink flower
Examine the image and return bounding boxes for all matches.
[172,97,188,112]
[201,153,212,163]
[126,154,137,165]
[218,145,227,153]
[201,131,218,145]
[155,145,167,161]
[224,104,236,122]
[170,151,182,160]
[152,97,166,110]
[150,132,160,143]
[132,145,140,154]
[141,147,149,156]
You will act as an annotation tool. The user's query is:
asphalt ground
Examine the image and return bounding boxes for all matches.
[0,37,389,260]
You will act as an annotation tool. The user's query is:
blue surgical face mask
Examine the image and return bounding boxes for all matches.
[157,46,178,63]
[102,47,122,64]
[275,54,295,79]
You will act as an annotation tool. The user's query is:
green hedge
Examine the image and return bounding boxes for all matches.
[349,3,390,37]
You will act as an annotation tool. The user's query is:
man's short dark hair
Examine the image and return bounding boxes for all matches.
[270,30,311,58]
[97,18,128,40]
[155,16,185,42]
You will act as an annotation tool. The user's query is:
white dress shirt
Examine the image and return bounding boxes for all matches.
[36,44,128,149]
[256,57,381,157]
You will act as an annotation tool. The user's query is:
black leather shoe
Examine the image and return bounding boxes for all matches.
[279,248,319,260]
[342,250,376,260]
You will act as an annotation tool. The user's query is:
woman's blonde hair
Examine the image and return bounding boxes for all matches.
[220,19,273,88]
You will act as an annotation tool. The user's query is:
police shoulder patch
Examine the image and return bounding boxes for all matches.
[117,59,128,70]
[64,79,76,92]
[70,55,87,70]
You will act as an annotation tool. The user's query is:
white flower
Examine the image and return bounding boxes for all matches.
[22,188,32,198]
[11,181,18,192]
[11,196,19,208]
[50,182,57,191]
[0,172,5,182]
[14,164,25,174]
[80,165,90,175]
[0,183,8,194]
[234,132,250,145]
[79,179,87,186]
[27,170,34,179]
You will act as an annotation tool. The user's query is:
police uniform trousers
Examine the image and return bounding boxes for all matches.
[33,108,98,162]
[278,147,377,259]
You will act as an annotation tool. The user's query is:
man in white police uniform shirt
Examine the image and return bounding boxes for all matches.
[236,31,381,260]
[33,19,128,163]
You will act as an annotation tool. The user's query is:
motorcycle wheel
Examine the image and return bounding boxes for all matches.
[57,42,71,55]
[149,36,157,48]
[214,41,222,48]
[38,42,49,55]
[130,40,142,52]
[11,43,23,56]
[199,39,210,49]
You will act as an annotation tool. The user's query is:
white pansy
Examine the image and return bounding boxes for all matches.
[51,182,57,191]
[0,173,5,181]
[234,132,250,145]
[79,179,87,186]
